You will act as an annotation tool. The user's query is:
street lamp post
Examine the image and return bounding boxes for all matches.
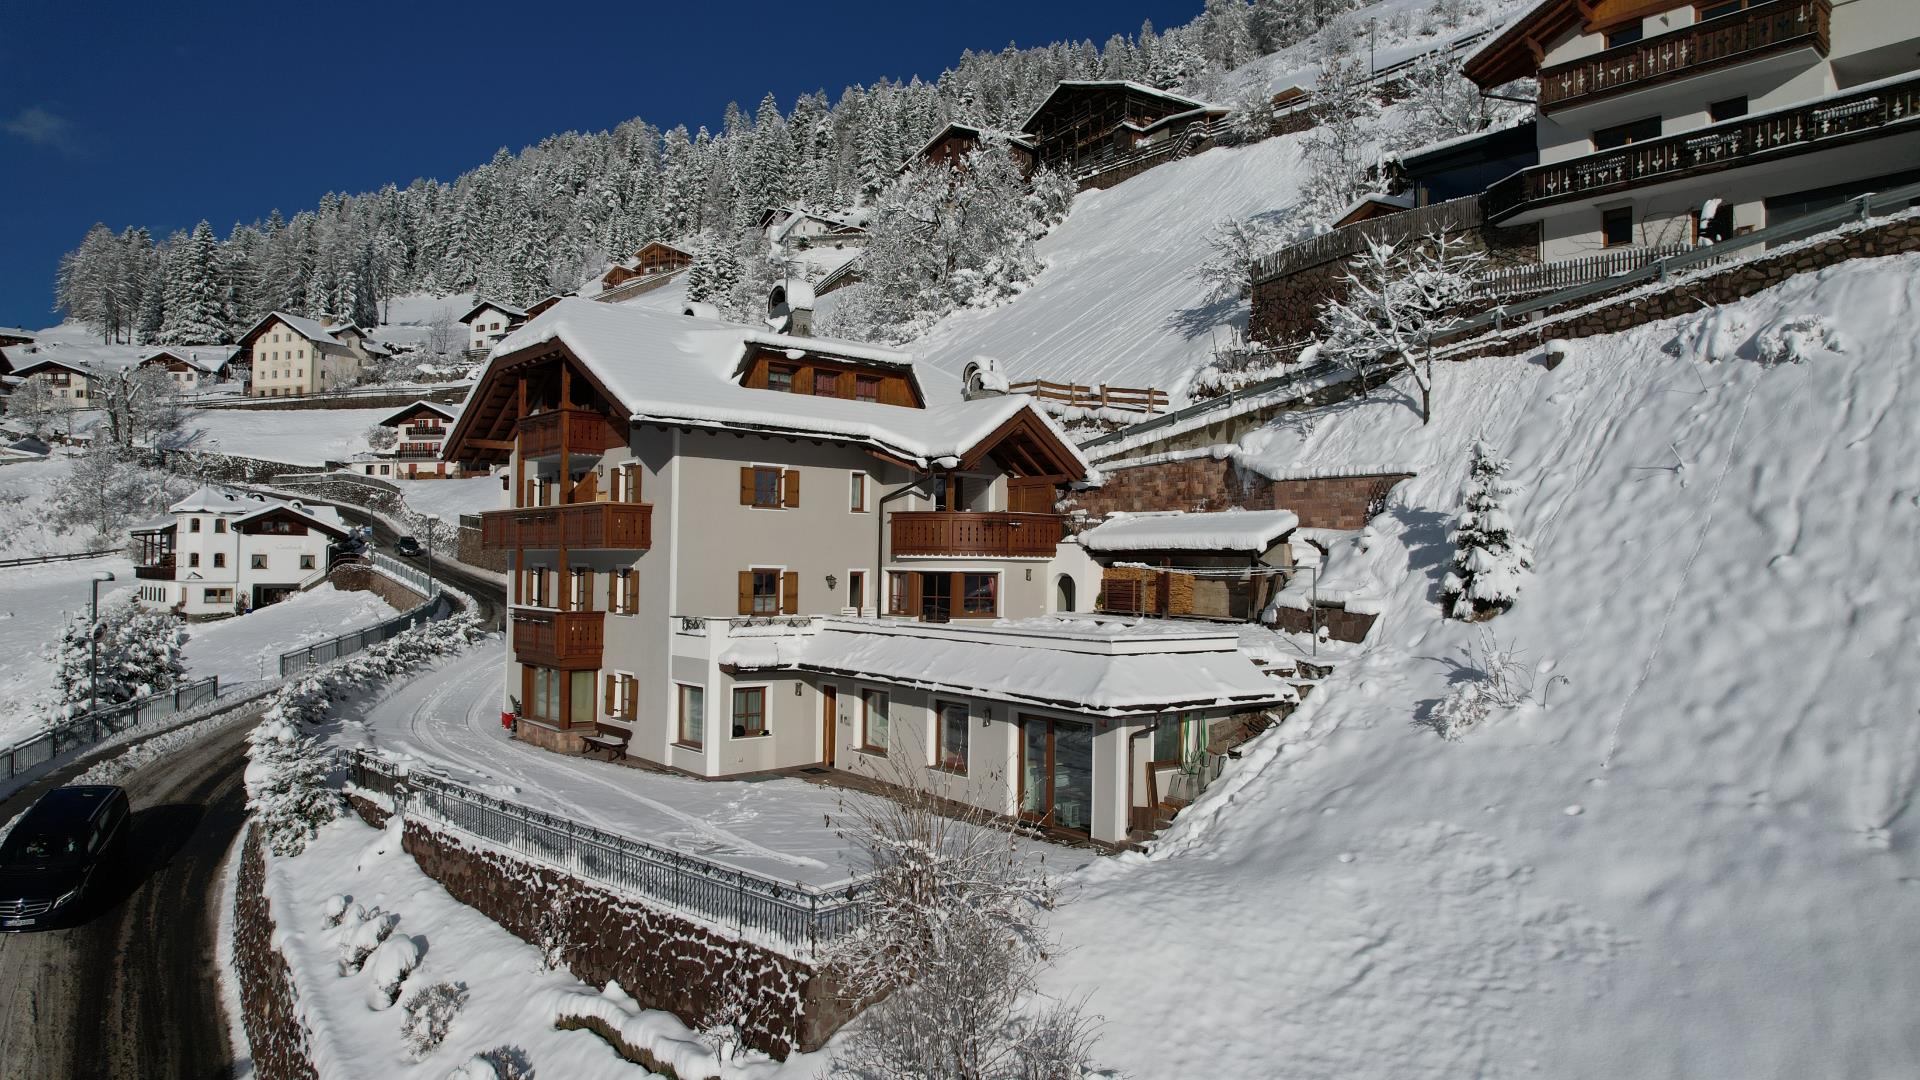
[424,513,440,597]
[89,570,117,714]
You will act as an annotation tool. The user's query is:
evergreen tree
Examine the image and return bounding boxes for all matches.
[158,220,227,343]
[1442,441,1534,620]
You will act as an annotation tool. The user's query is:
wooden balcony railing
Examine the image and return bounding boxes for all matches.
[480,501,652,551]
[403,424,445,438]
[1485,73,1920,222]
[510,609,603,669]
[134,555,175,580]
[515,407,624,458]
[890,512,1065,559]
[1540,0,1828,112]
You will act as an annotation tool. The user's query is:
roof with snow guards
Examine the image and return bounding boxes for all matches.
[1079,510,1301,554]
[444,298,1090,477]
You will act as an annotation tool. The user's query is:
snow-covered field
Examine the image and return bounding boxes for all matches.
[183,407,391,466]
[1037,255,1920,1078]
[390,477,500,522]
[181,584,395,689]
[0,455,95,558]
[0,555,137,744]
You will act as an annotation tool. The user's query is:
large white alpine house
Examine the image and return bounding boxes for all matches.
[130,486,349,617]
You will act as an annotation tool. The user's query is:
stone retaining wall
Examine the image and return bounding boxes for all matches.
[233,825,320,1080]
[328,563,428,611]
[457,523,509,573]
[1271,601,1377,643]
[1070,458,1412,531]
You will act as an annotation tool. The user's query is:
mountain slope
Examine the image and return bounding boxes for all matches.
[1044,254,1920,1078]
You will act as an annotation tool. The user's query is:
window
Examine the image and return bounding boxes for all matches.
[888,571,913,616]
[300,554,316,570]
[1602,206,1635,247]
[861,688,890,752]
[610,568,638,614]
[849,472,868,512]
[568,568,593,611]
[204,588,232,605]
[524,566,550,607]
[848,570,866,613]
[611,463,641,503]
[604,672,637,720]
[855,375,880,403]
[1698,0,1745,18]
[678,684,705,748]
[208,552,223,569]
[188,552,200,568]
[962,573,998,616]
[189,518,201,533]
[935,701,969,772]
[249,554,265,570]
[1604,22,1643,48]
[1592,115,1660,150]
[743,568,784,615]
[741,465,795,509]
[732,687,767,737]
[767,364,796,392]
[1708,96,1748,122]
[214,519,227,534]
[527,666,561,722]
[1152,715,1185,763]
[813,370,840,396]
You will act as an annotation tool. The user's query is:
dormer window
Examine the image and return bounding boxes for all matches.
[768,364,796,393]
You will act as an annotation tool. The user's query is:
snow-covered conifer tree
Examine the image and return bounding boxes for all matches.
[1442,440,1534,620]
[158,221,229,344]
[43,597,188,719]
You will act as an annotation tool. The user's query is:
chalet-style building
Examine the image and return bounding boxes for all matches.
[237,312,379,397]
[460,301,527,352]
[0,327,33,350]
[911,122,1037,175]
[599,242,693,293]
[1464,0,1920,260]
[139,346,232,391]
[131,486,347,617]
[355,400,463,478]
[525,293,573,320]
[5,343,151,403]
[1018,81,1227,173]
[10,355,102,403]
[443,299,1292,845]
[759,207,868,250]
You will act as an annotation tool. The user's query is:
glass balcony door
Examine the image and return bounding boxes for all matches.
[1019,716,1093,834]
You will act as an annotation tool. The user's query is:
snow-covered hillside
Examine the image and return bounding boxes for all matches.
[1043,255,1920,1078]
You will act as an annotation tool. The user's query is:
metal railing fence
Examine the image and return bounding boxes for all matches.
[277,590,453,677]
[0,549,121,570]
[349,751,868,958]
[0,676,219,784]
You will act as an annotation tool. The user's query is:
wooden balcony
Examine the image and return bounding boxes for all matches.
[479,501,652,551]
[134,555,174,580]
[1485,73,1920,222]
[515,407,624,458]
[510,609,603,670]
[1539,0,1828,113]
[890,511,1064,559]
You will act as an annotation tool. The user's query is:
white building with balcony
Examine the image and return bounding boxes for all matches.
[131,486,348,617]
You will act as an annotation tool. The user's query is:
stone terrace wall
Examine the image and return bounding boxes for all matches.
[233,825,320,1080]
[1069,456,1413,531]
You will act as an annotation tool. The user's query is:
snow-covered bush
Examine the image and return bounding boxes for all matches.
[1194,215,1287,303]
[322,894,351,927]
[1219,81,1277,146]
[1667,306,1750,362]
[449,1046,533,1080]
[41,596,189,721]
[49,447,192,546]
[401,981,470,1057]
[1384,47,1530,157]
[1441,440,1533,620]
[365,424,398,453]
[1318,230,1485,423]
[368,934,422,1009]
[1421,629,1540,740]
[338,907,397,974]
[1753,314,1846,366]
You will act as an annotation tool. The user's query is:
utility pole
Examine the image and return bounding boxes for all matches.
[424,513,440,598]
[89,570,117,713]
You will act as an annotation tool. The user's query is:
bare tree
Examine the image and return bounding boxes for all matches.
[1317,229,1485,424]
[3,377,60,439]
[365,423,398,453]
[92,365,192,450]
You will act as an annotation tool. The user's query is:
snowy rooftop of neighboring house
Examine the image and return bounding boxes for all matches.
[128,512,177,534]
[378,400,460,426]
[5,341,150,378]
[719,615,1290,716]
[457,300,527,324]
[237,311,356,355]
[1079,509,1301,554]
[1020,80,1215,133]
[913,122,1037,159]
[484,298,1090,472]
[0,327,33,340]
[166,484,344,531]
[143,346,233,373]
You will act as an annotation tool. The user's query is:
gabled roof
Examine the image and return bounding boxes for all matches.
[235,311,357,356]
[458,300,528,325]
[1018,80,1214,135]
[1461,0,1581,88]
[142,346,233,374]
[0,327,34,342]
[165,484,346,534]
[378,400,460,426]
[232,501,348,537]
[8,342,148,379]
[913,121,1037,160]
[445,298,1090,478]
[632,240,691,260]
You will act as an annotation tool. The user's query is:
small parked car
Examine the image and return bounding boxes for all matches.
[393,536,423,557]
[0,785,130,931]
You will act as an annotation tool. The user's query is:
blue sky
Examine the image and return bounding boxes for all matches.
[0,0,1199,330]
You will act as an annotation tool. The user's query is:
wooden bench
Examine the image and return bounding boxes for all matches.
[582,723,631,762]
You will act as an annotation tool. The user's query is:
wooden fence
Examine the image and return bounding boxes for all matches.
[1007,379,1168,413]
[1251,196,1485,285]
[1479,244,1692,296]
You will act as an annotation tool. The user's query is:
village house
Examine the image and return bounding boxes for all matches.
[0,327,34,351]
[443,298,1293,845]
[1018,80,1227,174]
[598,241,693,293]
[354,400,464,478]
[910,121,1038,175]
[1464,0,1920,260]
[138,346,233,391]
[459,300,527,352]
[4,342,150,404]
[130,486,348,618]
[758,206,869,250]
[236,311,379,397]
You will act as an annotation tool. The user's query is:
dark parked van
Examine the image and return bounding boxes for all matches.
[0,785,130,931]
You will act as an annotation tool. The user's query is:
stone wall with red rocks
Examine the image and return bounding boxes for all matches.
[233,825,320,1080]
[1069,457,1412,531]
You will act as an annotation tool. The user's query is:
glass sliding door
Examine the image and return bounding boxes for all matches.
[1018,716,1093,834]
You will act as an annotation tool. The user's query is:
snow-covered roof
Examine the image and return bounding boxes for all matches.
[236,311,357,356]
[912,121,1037,160]
[143,346,233,373]
[458,300,527,325]
[0,326,34,340]
[1018,80,1215,135]
[379,400,460,426]
[723,616,1290,717]
[128,513,176,534]
[477,298,1090,474]
[1080,510,1301,554]
[6,341,149,379]
[166,484,340,529]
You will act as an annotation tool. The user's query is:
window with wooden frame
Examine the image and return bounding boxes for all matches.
[525,566,551,607]
[610,462,641,503]
[887,571,913,616]
[961,573,998,616]
[849,471,868,512]
[300,555,316,570]
[1698,0,1746,19]
[214,519,227,533]
[1592,115,1660,151]
[813,370,841,396]
[861,688,890,752]
[738,568,798,615]
[609,568,639,614]
[934,700,969,773]
[732,686,767,737]
[244,552,262,570]
[526,665,562,722]
[1601,206,1635,247]
[677,684,705,748]
[740,465,798,509]
[847,570,867,613]
[855,375,880,403]
[767,364,796,393]
[568,567,594,611]
[188,553,201,568]
[189,517,201,533]
[603,672,638,721]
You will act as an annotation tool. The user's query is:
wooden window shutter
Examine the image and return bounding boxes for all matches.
[603,674,615,713]
[738,571,754,615]
[782,468,800,508]
[782,571,800,614]
[739,466,755,505]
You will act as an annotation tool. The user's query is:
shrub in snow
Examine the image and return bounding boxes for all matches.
[402,981,470,1058]
[338,908,397,975]
[449,1046,533,1080]
[322,894,351,927]
[367,934,422,1009]
[1318,230,1485,424]
[1754,314,1846,366]
[41,595,189,721]
[1667,307,1750,362]
[1442,441,1533,621]
[1420,629,1540,741]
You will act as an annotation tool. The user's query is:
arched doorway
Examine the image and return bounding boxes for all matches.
[1056,574,1076,613]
